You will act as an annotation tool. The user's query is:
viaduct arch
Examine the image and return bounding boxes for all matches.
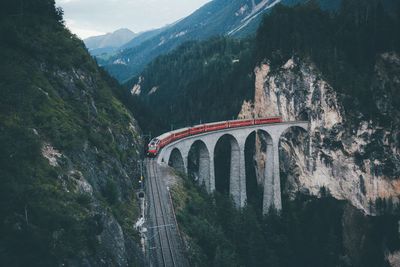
[187,140,210,188]
[160,121,308,214]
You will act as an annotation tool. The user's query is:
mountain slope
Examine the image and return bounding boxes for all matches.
[101,0,346,83]
[0,1,144,265]
[84,28,137,56]
[120,27,166,50]
[102,0,296,82]
[126,37,255,130]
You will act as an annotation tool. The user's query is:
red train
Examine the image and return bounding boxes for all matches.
[147,117,282,157]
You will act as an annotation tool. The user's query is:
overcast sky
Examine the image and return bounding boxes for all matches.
[56,0,211,39]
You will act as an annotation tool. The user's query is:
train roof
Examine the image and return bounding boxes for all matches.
[155,117,282,140]
[170,127,190,134]
[189,119,241,129]
[156,132,171,140]
[204,121,227,126]
[155,127,190,140]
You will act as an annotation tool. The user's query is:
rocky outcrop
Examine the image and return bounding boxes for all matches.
[51,68,144,266]
[14,61,144,266]
[240,55,400,214]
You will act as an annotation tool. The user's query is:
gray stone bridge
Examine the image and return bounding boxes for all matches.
[156,121,309,214]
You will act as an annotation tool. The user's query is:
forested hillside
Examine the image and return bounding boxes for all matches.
[126,37,255,133]
[0,1,144,265]
[172,178,399,267]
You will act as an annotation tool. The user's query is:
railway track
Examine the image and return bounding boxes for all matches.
[146,159,182,267]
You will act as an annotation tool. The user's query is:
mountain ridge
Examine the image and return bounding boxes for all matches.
[98,0,346,83]
[100,0,293,82]
[84,28,137,56]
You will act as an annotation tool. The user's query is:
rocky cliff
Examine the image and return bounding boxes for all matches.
[239,54,400,214]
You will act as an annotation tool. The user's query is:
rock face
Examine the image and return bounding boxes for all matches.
[49,67,144,266]
[240,55,400,214]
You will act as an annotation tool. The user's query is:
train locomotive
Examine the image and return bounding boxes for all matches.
[147,117,282,157]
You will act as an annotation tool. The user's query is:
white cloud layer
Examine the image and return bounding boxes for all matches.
[56,0,211,39]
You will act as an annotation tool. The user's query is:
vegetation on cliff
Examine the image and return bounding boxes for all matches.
[256,0,400,119]
[0,0,143,265]
[172,177,400,267]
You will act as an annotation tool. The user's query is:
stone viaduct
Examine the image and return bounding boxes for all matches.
[156,121,309,214]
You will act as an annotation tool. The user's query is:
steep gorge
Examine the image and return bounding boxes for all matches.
[3,0,400,266]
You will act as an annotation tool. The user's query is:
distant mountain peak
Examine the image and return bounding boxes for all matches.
[83,28,137,56]
[114,28,133,33]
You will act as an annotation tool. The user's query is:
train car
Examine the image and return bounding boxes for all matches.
[204,121,229,132]
[228,119,254,128]
[148,117,283,157]
[254,117,282,125]
[147,132,172,157]
[190,125,205,135]
[147,138,160,157]
[172,128,190,142]
[159,132,173,148]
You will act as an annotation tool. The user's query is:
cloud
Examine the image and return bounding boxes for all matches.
[58,0,80,4]
[56,0,211,39]
[64,19,105,39]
